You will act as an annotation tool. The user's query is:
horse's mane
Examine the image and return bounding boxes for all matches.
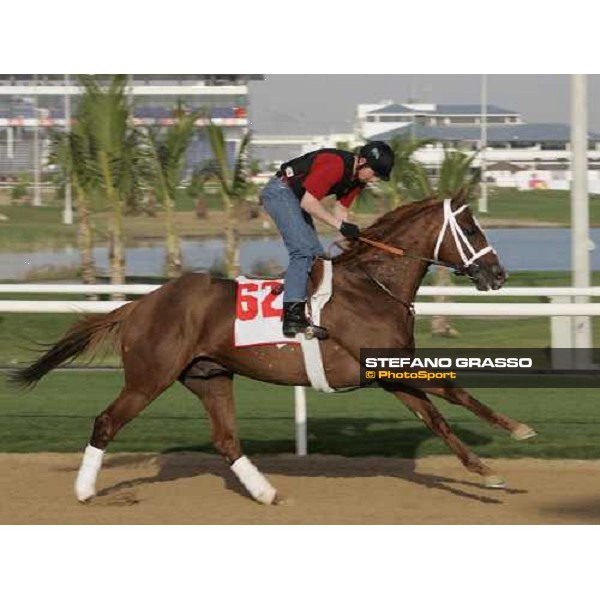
[334,196,440,264]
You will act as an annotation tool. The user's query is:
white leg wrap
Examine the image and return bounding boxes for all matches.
[74,445,104,502]
[231,456,277,505]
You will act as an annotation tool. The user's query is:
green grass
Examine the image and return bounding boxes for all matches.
[2,269,600,457]
[2,313,582,366]
[0,313,567,365]
[1,371,600,458]
[2,188,600,252]
[0,190,225,251]
[0,313,559,365]
[480,188,600,225]
[3,270,600,366]
[0,205,77,249]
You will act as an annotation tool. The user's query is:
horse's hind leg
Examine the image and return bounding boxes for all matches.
[75,385,163,502]
[390,387,506,488]
[424,385,537,441]
[180,373,278,505]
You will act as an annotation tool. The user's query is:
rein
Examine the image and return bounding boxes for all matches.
[354,260,415,314]
[356,198,496,275]
[357,236,468,275]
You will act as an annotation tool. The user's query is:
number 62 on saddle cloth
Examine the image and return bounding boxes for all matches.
[234,277,296,347]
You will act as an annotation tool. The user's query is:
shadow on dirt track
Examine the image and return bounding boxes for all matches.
[76,419,529,506]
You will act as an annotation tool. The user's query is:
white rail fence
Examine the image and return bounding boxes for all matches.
[2,284,599,456]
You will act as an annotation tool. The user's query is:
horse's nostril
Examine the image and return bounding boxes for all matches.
[493,266,507,281]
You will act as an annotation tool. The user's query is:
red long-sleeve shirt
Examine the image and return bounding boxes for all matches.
[302,153,362,208]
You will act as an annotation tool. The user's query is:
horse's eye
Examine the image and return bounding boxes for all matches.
[463,227,477,237]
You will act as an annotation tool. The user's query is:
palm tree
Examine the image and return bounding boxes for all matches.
[436,150,480,201]
[379,136,433,208]
[77,74,131,287]
[187,167,209,219]
[206,122,252,278]
[401,148,481,202]
[145,107,200,278]
[121,128,153,216]
[48,126,97,288]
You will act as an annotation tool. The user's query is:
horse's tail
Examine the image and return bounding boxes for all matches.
[9,301,138,389]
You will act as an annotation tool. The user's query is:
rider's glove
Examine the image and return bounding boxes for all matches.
[339,221,361,240]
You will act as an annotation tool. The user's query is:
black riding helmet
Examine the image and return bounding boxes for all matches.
[359,141,395,181]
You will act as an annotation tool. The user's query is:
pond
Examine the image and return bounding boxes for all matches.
[0,229,598,280]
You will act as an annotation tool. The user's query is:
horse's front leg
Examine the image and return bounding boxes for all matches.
[423,384,537,441]
[388,386,506,488]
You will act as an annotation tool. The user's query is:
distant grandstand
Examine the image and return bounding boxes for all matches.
[0,74,264,177]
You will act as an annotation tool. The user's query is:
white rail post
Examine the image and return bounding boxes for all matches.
[294,386,307,456]
[551,296,573,369]
[570,74,592,350]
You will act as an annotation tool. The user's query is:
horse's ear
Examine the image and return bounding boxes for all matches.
[450,188,468,210]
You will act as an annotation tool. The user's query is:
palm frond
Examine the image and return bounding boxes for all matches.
[409,162,434,199]
[206,120,232,195]
[232,131,253,198]
[437,150,479,200]
[144,108,200,201]
[77,74,129,165]
[380,135,435,203]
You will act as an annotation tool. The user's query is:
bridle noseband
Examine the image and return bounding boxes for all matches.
[433,198,495,269]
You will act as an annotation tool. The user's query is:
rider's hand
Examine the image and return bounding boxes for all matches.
[339,221,361,240]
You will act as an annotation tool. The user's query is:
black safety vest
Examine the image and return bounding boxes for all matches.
[279,149,364,201]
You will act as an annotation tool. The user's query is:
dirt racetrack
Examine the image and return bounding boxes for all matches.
[1,453,600,524]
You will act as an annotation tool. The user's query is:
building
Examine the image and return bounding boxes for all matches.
[252,100,600,181]
[360,100,600,190]
[0,74,264,177]
[356,101,523,140]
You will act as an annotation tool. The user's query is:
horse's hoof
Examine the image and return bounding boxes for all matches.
[483,475,506,489]
[255,489,278,506]
[511,425,537,441]
[75,489,95,503]
[75,480,96,503]
[273,494,294,507]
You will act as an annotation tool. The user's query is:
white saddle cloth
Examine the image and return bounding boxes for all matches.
[234,260,335,393]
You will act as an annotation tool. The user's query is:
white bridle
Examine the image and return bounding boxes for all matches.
[433,198,496,268]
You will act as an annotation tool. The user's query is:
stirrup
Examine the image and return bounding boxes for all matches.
[282,322,329,340]
[303,324,329,341]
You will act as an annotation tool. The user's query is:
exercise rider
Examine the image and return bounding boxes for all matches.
[260,141,395,339]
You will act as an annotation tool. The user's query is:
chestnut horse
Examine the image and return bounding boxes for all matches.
[12,195,536,505]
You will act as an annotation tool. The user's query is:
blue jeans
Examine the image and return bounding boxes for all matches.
[260,177,325,302]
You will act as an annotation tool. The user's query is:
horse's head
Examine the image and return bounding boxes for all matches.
[433,195,506,291]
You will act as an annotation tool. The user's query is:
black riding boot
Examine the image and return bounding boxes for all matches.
[282,302,329,340]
